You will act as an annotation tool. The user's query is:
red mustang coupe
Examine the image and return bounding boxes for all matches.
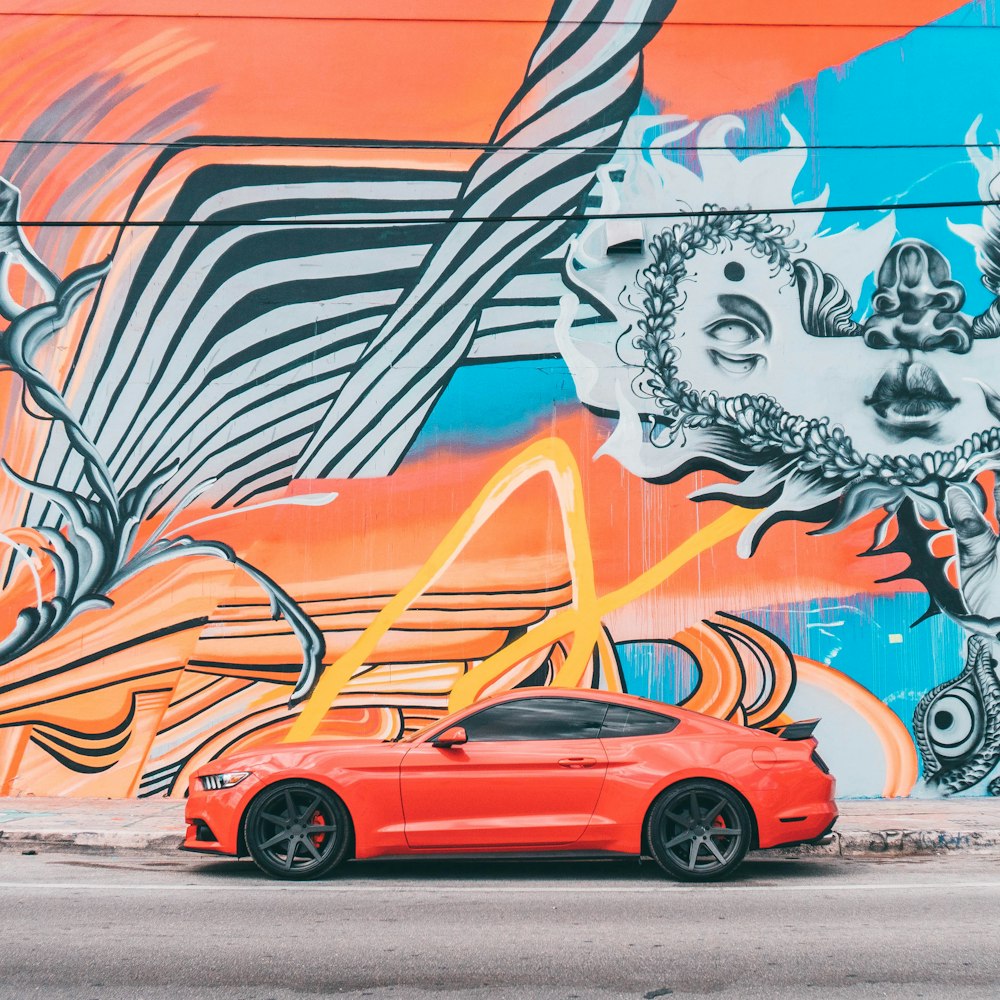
[181,687,837,881]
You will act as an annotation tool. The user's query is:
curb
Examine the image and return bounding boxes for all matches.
[764,829,1000,859]
[3,828,1000,858]
[0,830,181,853]
[839,829,1000,855]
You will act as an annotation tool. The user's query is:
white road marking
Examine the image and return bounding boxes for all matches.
[0,880,999,894]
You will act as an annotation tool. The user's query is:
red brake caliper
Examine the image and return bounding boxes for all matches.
[310,811,326,848]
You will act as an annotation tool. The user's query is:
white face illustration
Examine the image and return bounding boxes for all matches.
[667,239,1000,458]
[558,116,1000,541]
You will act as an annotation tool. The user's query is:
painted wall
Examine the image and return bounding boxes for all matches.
[0,0,997,798]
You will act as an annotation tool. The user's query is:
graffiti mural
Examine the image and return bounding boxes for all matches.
[0,0,996,797]
[560,111,1000,793]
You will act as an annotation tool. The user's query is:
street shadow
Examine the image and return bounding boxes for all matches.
[188,853,840,884]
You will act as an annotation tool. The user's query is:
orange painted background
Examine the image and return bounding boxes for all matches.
[2,0,997,799]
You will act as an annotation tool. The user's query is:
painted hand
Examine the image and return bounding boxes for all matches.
[945,482,1000,623]
[910,482,1000,796]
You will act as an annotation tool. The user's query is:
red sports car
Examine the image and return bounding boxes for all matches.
[181,687,837,882]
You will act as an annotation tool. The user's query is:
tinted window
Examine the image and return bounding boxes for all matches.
[460,698,609,742]
[600,704,679,738]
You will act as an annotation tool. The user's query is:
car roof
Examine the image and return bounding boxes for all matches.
[452,687,747,736]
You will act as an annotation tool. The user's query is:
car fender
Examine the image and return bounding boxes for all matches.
[641,766,761,842]
[645,764,758,805]
[235,761,408,858]
[622,735,766,818]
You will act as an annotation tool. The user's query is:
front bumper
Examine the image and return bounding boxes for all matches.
[181,773,262,856]
[178,842,229,856]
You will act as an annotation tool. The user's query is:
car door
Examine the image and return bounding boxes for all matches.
[400,697,610,849]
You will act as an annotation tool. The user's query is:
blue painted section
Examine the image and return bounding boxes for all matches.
[737,1,1000,316]
[743,594,967,762]
[618,593,967,779]
[411,358,577,455]
[615,640,701,705]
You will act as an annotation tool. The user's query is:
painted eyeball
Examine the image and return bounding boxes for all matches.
[925,687,984,762]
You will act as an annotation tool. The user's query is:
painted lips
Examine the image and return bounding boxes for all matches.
[865,361,959,430]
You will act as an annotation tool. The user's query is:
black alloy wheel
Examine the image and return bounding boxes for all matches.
[646,780,752,882]
[244,780,350,880]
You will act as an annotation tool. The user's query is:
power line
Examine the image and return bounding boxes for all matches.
[0,11,992,28]
[10,198,1000,229]
[0,138,997,152]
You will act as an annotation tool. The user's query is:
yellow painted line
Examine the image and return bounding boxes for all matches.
[287,437,756,741]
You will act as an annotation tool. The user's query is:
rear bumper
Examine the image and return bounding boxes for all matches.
[761,799,838,849]
[769,813,839,850]
[808,816,839,845]
[754,765,838,849]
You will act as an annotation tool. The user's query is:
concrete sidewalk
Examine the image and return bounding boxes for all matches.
[1,796,1000,858]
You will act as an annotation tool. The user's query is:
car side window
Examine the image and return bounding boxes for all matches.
[460,698,609,742]
[600,704,679,738]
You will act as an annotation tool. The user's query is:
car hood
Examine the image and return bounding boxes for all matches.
[193,737,400,777]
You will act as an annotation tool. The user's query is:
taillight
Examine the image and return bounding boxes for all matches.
[810,750,830,774]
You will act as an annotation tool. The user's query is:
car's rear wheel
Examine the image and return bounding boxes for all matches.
[244,780,350,880]
[646,780,752,882]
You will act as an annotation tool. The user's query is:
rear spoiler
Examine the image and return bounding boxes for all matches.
[761,718,819,741]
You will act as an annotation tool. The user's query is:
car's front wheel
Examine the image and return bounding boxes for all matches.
[646,780,752,882]
[244,780,351,880]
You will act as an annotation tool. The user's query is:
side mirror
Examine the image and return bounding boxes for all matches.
[432,726,467,749]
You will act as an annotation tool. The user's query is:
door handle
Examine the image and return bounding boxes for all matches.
[558,757,597,768]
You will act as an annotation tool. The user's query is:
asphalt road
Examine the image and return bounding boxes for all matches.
[2,849,999,1000]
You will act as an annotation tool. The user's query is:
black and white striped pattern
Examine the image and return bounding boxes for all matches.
[26,165,592,523]
[297,0,674,479]
[27,0,673,524]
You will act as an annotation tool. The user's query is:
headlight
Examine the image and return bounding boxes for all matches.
[200,771,250,790]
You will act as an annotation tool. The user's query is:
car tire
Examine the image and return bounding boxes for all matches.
[244,780,351,880]
[646,780,752,882]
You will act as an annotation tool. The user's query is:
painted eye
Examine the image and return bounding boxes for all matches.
[706,318,764,347]
[708,350,764,377]
[927,689,983,761]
